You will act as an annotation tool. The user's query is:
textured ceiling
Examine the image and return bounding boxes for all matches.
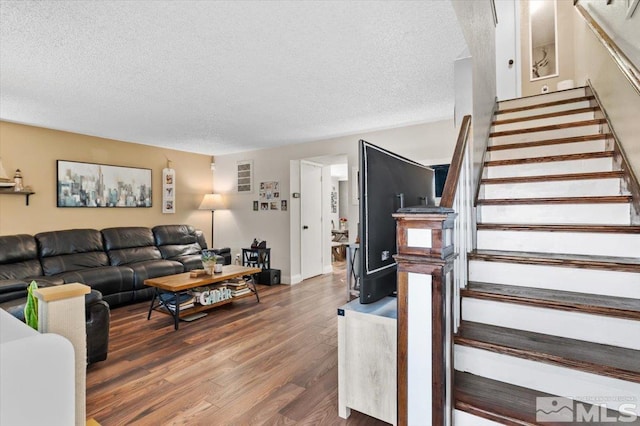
[0,1,466,156]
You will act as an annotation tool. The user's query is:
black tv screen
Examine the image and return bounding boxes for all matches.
[358,140,435,304]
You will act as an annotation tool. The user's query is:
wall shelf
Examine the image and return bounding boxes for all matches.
[0,190,35,206]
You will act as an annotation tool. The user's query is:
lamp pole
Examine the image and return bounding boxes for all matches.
[199,193,224,250]
[210,209,215,249]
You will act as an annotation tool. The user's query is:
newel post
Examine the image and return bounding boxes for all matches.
[394,209,456,426]
[34,283,91,426]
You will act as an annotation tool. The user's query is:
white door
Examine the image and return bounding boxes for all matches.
[495,0,521,100]
[301,161,323,279]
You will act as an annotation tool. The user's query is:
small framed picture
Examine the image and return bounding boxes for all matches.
[260,202,269,211]
[253,201,258,211]
[270,201,278,210]
[281,200,287,211]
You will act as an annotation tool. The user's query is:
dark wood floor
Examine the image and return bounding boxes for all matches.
[86,262,389,425]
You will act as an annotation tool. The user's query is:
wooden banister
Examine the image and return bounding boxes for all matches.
[575,3,640,96]
[440,115,472,208]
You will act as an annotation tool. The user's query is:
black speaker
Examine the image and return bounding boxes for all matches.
[258,269,280,285]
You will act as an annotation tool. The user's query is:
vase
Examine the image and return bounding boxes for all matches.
[203,261,216,275]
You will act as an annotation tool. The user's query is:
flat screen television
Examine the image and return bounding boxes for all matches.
[358,140,435,304]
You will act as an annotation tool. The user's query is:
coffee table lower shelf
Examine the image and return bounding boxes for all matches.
[144,265,262,330]
[154,291,255,318]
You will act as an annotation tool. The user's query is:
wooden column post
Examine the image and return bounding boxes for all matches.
[394,210,456,426]
[35,283,91,426]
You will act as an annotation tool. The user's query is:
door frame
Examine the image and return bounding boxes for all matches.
[300,160,325,280]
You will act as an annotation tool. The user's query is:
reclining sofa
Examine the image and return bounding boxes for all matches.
[0,224,231,363]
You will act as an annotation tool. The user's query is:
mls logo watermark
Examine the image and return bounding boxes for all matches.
[536,397,574,422]
[536,397,638,423]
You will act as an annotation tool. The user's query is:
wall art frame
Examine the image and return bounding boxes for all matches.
[237,160,253,193]
[57,160,152,207]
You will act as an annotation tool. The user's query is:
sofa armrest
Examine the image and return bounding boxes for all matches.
[85,298,110,364]
[210,248,232,265]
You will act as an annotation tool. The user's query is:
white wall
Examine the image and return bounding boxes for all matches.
[339,180,349,220]
[213,120,456,284]
[572,6,640,185]
[578,0,640,68]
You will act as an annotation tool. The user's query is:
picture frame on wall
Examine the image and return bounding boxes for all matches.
[57,160,152,207]
[162,166,175,214]
[237,160,253,193]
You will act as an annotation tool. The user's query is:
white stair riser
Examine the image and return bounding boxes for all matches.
[478,203,630,225]
[481,178,623,198]
[493,111,596,133]
[476,230,640,257]
[491,124,603,145]
[485,157,613,178]
[468,260,640,299]
[461,298,640,350]
[454,410,504,426]
[497,100,592,121]
[455,346,640,413]
[487,139,607,161]
[498,88,587,110]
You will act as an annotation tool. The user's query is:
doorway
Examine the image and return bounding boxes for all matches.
[290,154,350,284]
[301,161,323,280]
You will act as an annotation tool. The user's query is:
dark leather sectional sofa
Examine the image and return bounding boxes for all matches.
[0,224,231,364]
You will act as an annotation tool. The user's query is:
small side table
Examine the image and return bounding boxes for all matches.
[242,247,271,270]
[346,244,360,301]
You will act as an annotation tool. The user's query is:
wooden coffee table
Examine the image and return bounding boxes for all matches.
[144,264,261,330]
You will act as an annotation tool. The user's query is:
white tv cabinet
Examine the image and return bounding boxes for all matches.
[337,296,397,425]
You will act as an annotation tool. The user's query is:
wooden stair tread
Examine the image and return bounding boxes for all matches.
[490,119,607,138]
[481,171,624,184]
[488,134,609,152]
[477,195,631,205]
[496,94,594,115]
[469,249,640,273]
[493,106,599,126]
[456,321,640,382]
[463,282,640,321]
[454,371,628,425]
[485,151,613,167]
[476,223,640,233]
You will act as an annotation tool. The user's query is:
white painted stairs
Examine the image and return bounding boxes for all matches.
[454,87,640,425]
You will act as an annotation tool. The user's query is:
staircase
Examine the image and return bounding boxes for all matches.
[453,87,640,425]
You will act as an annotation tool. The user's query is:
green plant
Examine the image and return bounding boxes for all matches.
[201,250,215,263]
[24,280,38,330]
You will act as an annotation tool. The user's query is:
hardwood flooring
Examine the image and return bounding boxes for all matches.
[86,262,389,425]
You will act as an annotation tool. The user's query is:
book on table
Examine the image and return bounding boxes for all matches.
[159,292,196,311]
[231,288,251,297]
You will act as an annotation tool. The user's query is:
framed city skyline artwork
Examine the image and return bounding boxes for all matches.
[57,160,152,207]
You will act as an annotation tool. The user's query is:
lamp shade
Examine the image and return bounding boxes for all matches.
[199,193,224,211]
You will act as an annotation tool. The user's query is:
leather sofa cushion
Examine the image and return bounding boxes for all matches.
[102,227,155,250]
[153,225,204,261]
[36,228,105,257]
[41,252,111,276]
[153,224,198,246]
[107,246,163,266]
[175,255,205,271]
[36,229,110,275]
[0,235,44,279]
[102,227,164,265]
[195,229,207,250]
[128,260,184,290]
[55,265,135,306]
[0,234,39,263]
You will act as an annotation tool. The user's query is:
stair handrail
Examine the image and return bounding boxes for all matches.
[575,3,640,96]
[440,115,472,208]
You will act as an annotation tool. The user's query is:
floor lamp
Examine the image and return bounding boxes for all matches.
[198,193,224,248]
